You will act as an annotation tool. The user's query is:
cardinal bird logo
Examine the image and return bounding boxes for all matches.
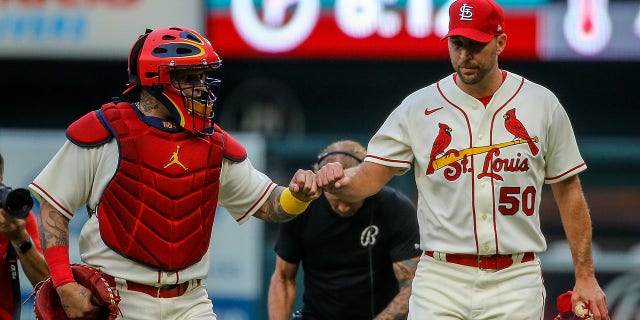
[427,123,452,174]
[503,108,539,155]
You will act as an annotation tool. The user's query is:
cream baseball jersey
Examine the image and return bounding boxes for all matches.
[366,71,585,255]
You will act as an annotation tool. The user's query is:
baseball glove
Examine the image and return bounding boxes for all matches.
[32,264,121,320]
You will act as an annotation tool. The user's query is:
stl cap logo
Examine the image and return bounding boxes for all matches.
[459,4,474,21]
[164,145,189,171]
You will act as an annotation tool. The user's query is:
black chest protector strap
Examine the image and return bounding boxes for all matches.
[7,245,21,320]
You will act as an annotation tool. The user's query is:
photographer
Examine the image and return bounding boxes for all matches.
[0,153,49,320]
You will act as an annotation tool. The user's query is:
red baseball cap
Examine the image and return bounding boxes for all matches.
[443,0,505,43]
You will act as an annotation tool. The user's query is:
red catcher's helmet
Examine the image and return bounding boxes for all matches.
[126,26,222,135]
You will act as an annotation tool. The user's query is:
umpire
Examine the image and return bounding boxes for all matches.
[268,140,421,320]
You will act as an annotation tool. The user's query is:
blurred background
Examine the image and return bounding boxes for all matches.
[0,0,639,319]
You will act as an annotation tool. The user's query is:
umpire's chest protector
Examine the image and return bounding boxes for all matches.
[92,102,222,271]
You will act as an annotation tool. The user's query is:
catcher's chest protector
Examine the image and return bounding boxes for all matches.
[97,103,222,270]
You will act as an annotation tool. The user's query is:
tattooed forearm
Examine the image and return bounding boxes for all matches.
[374,257,419,320]
[37,202,71,249]
[44,215,69,247]
[253,187,298,223]
[394,258,419,283]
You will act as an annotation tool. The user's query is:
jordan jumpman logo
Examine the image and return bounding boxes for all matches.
[164,145,188,171]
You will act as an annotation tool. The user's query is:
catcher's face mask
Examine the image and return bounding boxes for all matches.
[165,67,220,133]
[126,26,222,135]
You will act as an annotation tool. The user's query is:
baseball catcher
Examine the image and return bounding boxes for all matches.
[32,264,120,320]
[27,25,318,319]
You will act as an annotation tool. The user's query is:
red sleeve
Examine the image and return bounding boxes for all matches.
[25,211,43,253]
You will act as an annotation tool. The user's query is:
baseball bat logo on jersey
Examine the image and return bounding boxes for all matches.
[426,109,539,182]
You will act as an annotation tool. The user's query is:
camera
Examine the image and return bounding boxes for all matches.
[0,183,34,219]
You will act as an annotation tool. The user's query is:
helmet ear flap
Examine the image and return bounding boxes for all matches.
[128,29,153,85]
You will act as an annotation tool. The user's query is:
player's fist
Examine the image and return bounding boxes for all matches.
[288,169,320,202]
[315,162,349,191]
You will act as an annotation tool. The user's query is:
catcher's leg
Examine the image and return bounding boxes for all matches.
[169,285,215,320]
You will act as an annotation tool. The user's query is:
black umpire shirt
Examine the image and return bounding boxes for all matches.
[274,186,421,320]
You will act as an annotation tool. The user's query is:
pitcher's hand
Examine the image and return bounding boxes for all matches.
[315,162,351,192]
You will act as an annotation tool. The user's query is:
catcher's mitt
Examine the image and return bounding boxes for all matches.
[32,264,121,320]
